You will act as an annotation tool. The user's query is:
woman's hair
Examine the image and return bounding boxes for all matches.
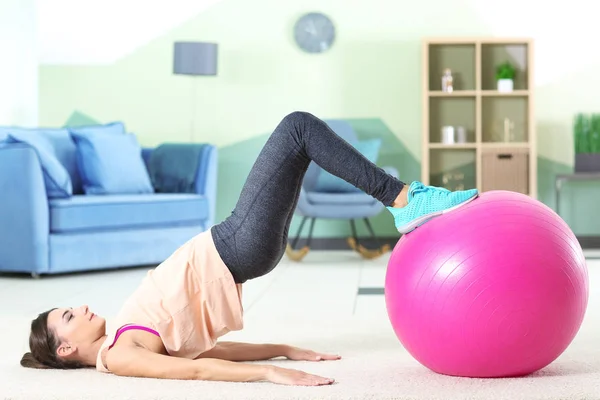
[20,309,85,370]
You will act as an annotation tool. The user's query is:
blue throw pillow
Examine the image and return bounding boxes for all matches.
[70,131,154,195]
[2,132,73,198]
[314,138,382,193]
[68,121,126,137]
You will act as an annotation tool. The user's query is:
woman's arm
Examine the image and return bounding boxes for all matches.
[199,341,341,362]
[197,341,288,361]
[106,345,266,381]
[105,345,334,386]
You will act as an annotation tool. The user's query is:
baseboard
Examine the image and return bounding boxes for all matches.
[289,237,399,251]
[299,236,600,250]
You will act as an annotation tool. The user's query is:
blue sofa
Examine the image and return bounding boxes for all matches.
[0,123,217,277]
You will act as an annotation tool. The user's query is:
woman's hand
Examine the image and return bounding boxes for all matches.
[266,365,335,386]
[284,346,341,362]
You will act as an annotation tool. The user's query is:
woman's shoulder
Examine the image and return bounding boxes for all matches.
[96,323,163,373]
[96,335,113,373]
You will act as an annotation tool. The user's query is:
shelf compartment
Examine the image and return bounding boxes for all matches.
[482,96,529,143]
[429,143,477,149]
[429,148,476,191]
[429,97,476,144]
[481,42,530,91]
[429,90,477,97]
[481,90,529,97]
[481,148,529,194]
[481,142,530,149]
[428,43,476,91]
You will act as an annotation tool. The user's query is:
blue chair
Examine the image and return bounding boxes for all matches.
[286,120,399,261]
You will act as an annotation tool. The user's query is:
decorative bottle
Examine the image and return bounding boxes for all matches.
[441,68,453,92]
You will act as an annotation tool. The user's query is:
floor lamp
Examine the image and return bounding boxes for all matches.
[173,42,218,142]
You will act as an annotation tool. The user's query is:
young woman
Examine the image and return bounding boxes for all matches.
[20,112,478,386]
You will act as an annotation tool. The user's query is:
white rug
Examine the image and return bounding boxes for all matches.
[2,311,599,400]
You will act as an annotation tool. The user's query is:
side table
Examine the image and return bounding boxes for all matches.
[555,172,600,216]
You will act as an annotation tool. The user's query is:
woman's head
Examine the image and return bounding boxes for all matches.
[21,305,106,369]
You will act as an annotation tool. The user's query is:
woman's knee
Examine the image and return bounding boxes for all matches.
[282,111,318,127]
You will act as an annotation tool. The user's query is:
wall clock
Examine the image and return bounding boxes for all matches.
[293,12,336,54]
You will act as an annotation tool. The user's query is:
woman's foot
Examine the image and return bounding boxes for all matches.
[387,181,478,234]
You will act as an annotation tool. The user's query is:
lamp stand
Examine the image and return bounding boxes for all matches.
[190,78,197,143]
[172,42,218,143]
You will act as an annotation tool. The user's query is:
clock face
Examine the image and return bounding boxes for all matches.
[293,12,335,54]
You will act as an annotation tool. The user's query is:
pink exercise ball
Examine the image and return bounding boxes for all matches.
[385,190,589,378]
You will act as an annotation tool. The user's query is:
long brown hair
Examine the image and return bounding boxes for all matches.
[20,309,85,369]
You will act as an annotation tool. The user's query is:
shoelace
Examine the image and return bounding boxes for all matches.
[409,182,428,198]
[410,182,451,201]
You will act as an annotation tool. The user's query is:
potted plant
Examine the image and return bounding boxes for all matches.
[574,113,600,172]
[496,61,516,92]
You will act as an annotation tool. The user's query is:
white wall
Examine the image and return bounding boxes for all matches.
[0,0,38,126]
[472,0,600,165]
[473,0,600,86]
[37,0,222,65]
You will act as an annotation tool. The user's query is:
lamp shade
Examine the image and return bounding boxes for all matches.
[173,42,218,76]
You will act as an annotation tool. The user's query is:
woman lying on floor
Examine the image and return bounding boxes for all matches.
[21,111,478,386]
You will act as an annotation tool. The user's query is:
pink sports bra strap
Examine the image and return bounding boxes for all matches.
[108,324,160,350]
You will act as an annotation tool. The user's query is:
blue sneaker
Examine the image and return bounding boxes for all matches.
[387,181,478,234]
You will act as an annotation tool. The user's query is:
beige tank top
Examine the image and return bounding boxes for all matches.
[95,229,244,372]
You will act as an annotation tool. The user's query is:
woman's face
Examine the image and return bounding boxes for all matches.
[47,305,106,358]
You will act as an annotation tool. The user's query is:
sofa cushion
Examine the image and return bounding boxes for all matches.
[70,131,154,195]
[61,122,126,194]
[2,132,73,198]
[38,128,84,195]
[0,124,125,195]
[68,121,126,137]
[49,194,208,233]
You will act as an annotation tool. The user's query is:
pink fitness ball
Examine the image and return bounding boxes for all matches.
[385,190,589,378]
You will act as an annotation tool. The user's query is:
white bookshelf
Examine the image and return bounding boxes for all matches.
[421,37,537,198]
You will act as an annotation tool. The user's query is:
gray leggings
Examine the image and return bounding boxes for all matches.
[211,111,405,283]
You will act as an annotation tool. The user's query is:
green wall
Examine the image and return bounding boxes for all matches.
[39,0,600,238]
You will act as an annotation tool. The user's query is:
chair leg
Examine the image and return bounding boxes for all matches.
[285,216,314,262]
[291,216,309,249]
[363,218,384,249]
[347,218,391,260]
[306,217,317,248]
[347,219,362,253]
[350,219,359,240]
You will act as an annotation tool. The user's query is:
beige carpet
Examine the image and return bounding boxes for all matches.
[2,310,599,400]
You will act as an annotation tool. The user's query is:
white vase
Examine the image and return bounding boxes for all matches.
[497,79,514,93]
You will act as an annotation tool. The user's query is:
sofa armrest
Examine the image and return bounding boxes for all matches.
[194,145,218,228]
[0,144,50,274]
[142,144,218,228]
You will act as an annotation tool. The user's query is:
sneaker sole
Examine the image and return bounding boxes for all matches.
[397,193,479,234]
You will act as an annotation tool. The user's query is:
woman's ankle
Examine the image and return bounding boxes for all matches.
[391,185,409,208]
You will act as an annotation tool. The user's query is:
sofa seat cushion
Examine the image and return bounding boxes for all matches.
[49,194,208,233]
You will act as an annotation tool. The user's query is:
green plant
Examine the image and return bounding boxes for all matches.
[591,114,600,153]
[495,61,516,80]
[574,113,600,154]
